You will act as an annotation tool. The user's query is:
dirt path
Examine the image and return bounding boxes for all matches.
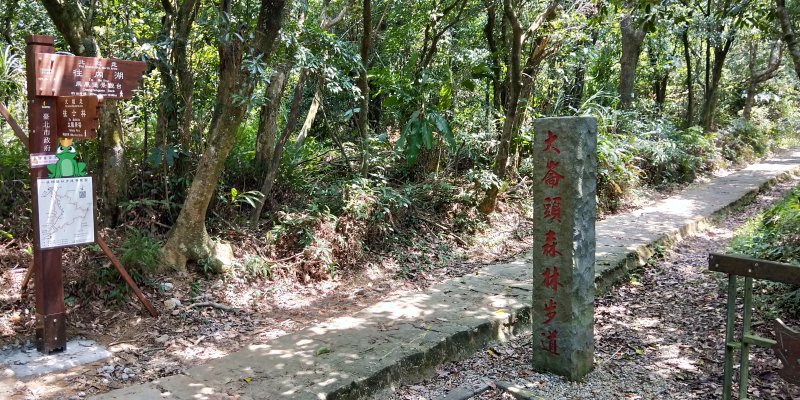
[390,177,800,400]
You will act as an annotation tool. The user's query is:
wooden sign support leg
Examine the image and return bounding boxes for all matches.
[26,35,66,354]
[96,236,158,318]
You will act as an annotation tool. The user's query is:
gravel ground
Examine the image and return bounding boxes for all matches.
[390,177,800,400]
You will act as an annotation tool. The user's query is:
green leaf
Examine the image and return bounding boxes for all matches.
[470,63,493,79]
[421,121,433,150]
[431,112,455,149]
[461,79,477,91]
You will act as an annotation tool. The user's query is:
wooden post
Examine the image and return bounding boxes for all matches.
[25,35,66,354]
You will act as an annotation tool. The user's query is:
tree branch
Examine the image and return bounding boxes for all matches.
[521,0,560,44]
[752,42,783,84]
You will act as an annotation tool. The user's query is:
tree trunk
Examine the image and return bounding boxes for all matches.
[294,78,322,149]
[479,0,559,214]
[618,12,645,109]
[96,104,126,225]
[653,73,668,112]
[254,68,289,174]
[250,71,309,224]
[161,0,286,272]
[681,28,694,127]
[293,1,351,150]
[1,0,18,44]
[701,39,732,131]
[776,0,800,79]
[40,0,126,226]
[357,0,372,176]
[743,41,783,121]
[484,0,503,132]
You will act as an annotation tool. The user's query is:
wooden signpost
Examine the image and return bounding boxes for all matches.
[19,35,154,354]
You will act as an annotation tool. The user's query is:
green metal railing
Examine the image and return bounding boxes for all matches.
[709,253,800,400]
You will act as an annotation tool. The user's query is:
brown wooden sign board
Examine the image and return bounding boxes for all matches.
[34,53,146,99]
[57,96,101,139]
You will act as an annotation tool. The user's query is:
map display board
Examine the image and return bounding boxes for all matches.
[36,177,95,249]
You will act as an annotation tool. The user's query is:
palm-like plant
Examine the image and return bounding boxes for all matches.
[0,46,23,104]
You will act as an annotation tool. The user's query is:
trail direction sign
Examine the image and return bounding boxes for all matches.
[34,53,145,99]
[24,34,148,354]
[57,96,101,139]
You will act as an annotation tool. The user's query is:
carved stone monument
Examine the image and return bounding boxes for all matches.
[531,117,597,381]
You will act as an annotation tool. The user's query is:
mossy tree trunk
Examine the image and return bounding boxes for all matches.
[618,10,645,110]
[161,0,286,272]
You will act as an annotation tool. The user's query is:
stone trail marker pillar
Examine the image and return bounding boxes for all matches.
[531,117,597,381]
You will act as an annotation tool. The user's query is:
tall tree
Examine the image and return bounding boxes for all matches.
[357,0,372,175]
[251,0,353,223]
[479,0,560,214]
[699,0,751,131]
[776,0,800,79]
[154,0,201,185]
[680,21,694,127]
[160,0,287,271]
[39,0,128,225]
[618,4,647,109]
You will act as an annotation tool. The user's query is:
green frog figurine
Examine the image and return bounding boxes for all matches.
[48,138,87,178]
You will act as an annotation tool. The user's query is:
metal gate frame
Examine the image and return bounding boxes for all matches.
[709,253,800,400]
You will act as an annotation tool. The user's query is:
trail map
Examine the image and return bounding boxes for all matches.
[37,177,95,249]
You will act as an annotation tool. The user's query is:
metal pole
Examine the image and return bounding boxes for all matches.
[723,274,737,400]
[739,276,755,399]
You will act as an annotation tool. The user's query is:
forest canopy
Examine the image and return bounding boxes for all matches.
[1,0,799,280]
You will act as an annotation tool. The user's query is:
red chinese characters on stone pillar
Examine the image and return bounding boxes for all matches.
[543,266,560,293]
[540,129,563,357]
[544,130,560,154]
[542,161,563,188]
[544,196,561,221]
[542,230,562,258]
[543,299,557,324]
[541,330,560,355]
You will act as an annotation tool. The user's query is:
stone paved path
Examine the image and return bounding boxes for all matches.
[91,149,800,400]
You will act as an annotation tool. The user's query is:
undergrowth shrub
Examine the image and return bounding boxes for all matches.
[730,186,800,318]
[718,119,772,164]
[636,124,718,186]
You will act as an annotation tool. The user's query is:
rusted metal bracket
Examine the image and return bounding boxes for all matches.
[35,312,66,354]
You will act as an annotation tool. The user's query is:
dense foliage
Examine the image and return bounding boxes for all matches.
[0,0,799,284]
[730,186,800,317]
